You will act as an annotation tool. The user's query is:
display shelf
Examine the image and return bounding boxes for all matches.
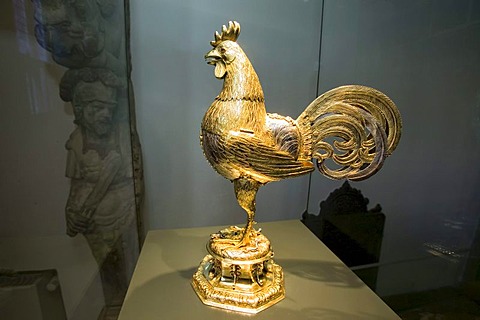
[118,220,399,319]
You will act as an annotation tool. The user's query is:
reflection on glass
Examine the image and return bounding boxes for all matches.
[29,0,143,318]
[303,181,385,290]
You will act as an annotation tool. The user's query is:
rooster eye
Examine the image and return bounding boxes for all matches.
[220,48,226,54]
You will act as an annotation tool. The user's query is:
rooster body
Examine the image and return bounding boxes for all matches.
[201,22,401,247]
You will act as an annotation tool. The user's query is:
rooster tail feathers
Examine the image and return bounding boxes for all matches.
[296,85,402,181]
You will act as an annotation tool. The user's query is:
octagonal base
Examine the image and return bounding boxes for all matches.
[191,226,285,314]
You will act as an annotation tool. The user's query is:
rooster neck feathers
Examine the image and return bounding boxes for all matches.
[203,21,267,134]
[206,21,264,102]
[217,49,264,102]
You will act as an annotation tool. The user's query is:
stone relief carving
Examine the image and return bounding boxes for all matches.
[32,0,124,73]
[60,68,138,308]
[32,1,142,318]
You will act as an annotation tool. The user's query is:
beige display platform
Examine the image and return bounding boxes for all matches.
[118,220,400,319]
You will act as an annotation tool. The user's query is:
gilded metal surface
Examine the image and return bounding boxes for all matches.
[194,21,402,313]
[192,226,284,314]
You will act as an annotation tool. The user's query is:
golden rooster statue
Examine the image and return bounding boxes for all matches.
[193,21,401,313]
[201,21,401,246]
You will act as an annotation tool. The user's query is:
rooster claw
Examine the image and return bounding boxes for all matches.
[209,225,258,254]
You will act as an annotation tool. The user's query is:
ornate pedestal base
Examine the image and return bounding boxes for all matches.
[191,226,285,314]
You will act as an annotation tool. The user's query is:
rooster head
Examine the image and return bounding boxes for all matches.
[205,21,243,79]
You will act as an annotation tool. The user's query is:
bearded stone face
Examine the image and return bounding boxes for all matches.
[32,0,105,67]
[73,81,117,137]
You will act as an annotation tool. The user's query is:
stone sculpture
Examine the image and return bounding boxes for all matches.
[31,1,142,318]
[32,0,124,73]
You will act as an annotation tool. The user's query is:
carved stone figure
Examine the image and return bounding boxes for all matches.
[32,1,142,317]
[59,68,138,309]
[32,0,124,73]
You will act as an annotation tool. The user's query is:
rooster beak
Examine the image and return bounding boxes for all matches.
[205,48,221,64]
[205,48,227,79]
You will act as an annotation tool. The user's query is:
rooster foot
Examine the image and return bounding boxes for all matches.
[210,238,239,247]
[225,236,251,250]
[210,226,259,253]
[222,229,261,253]
[210,226,242,245]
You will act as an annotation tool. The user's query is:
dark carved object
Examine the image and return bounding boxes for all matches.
[302,181,385,289]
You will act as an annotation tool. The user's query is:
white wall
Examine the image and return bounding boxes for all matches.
[130,0,323,230]
[309,0,480,296]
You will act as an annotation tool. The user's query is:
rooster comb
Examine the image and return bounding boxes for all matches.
[210,21,240,47]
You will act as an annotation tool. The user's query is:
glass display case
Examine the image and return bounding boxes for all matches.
[1,0,480,319]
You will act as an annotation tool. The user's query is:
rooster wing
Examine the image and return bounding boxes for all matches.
[227,131,314,182]
[202,127,314,184]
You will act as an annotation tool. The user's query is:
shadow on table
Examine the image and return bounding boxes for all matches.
[278,258,365,288]
[175,259,364,288]
[121,268,388,320]
[150,227,365,288]
[298,307,393,319]
[120,226,394,319]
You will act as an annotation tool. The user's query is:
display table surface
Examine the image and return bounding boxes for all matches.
[118,220,400,319]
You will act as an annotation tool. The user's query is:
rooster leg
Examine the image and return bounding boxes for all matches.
[233,178,260,248]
